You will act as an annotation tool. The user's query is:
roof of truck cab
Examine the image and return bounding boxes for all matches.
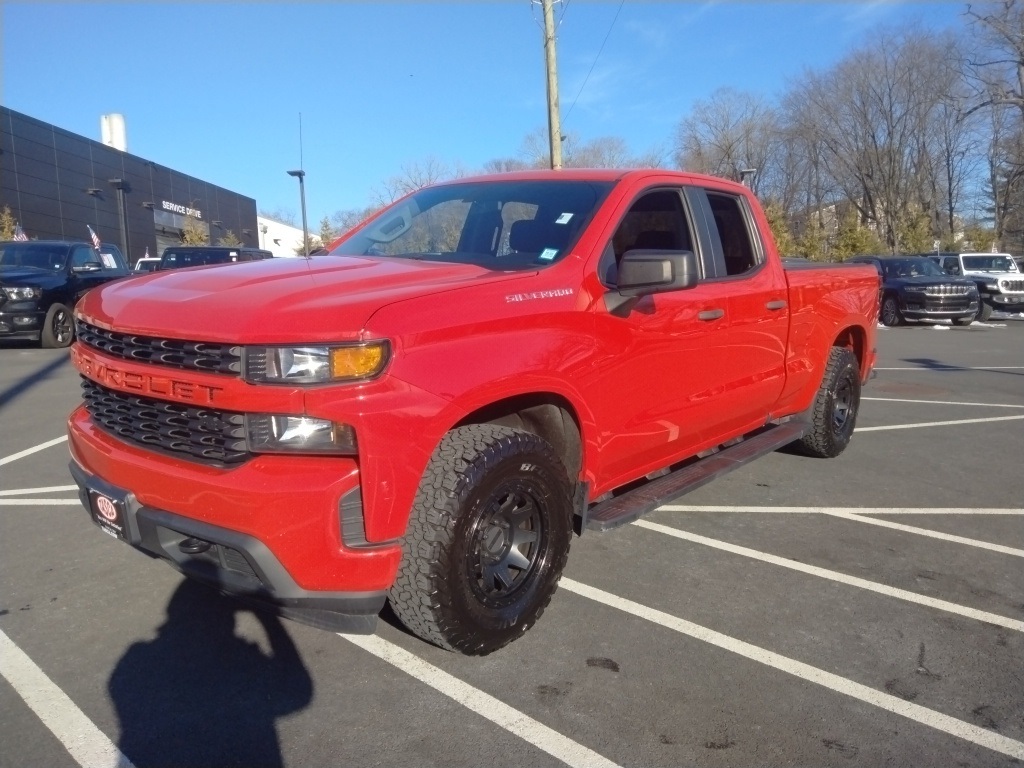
[429,168,749,192]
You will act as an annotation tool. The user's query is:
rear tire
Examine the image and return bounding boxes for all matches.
[388,424,573,655]
[795,347,861,459]
[40,303,74,348]
[880,295,903,327]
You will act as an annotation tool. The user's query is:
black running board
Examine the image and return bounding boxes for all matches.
[584,421,808,532]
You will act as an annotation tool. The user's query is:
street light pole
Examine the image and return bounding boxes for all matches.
[287,170,309,258]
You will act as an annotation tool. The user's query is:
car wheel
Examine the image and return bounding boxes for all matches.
[880,295,903,327]
[977,303,993,322]
[388,424,573,655]
[952,316,973,326]
[40,303,74,348]
[795,346,861,459]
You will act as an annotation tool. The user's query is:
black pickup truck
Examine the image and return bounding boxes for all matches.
[0,240,130,347]
[848,255,979,326]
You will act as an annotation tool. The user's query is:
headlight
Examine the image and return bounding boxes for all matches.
[904,286,925,292]
[2,286,41,300]
[243,342,389,384]
[246,414,357,455]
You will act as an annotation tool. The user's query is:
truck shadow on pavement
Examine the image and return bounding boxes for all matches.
[0,350,70,410]
[902,357,1024,377]
[108,571,313,768]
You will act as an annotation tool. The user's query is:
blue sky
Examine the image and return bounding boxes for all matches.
[3,1,967,224]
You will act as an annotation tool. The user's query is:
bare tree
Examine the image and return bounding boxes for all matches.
[673,87,781,196]
[517,128,661,169]
[258,207,297,227]
[965,0,1024,119]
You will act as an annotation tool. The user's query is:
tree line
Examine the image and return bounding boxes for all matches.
[273,1,1024,261]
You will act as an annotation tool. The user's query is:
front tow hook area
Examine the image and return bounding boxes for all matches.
[179,537,213,555]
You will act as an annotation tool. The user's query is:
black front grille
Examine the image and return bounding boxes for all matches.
[76,320,241,375]
[81,378,250,466]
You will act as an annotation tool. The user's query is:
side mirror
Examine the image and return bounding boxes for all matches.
[605,249,698,315]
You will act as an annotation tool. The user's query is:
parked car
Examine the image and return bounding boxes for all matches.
[926,252,1024,321]
[0,239,130,347]
[159,246,273,270]
[848,254,979,326]
[132,257,162,274]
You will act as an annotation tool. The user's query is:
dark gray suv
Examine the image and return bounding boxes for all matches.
[848,255,979,327]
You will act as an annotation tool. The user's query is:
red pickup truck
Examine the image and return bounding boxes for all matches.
[67,170,878,654]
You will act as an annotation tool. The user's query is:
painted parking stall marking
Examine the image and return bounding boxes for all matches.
[0,630,135,768]
[633,519,1024,632]
[560,579,1024,760]
[339,633,622,768]
[0,436,68,467]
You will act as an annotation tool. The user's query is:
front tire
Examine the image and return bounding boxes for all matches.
[40,303,74,348]
[952,316,973,327]
[880,295,903,327]
[976,302,993,322]
[389,424,573,655]
[796,347,861,459]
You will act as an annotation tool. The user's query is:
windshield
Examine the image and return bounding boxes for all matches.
[882,259,944,278]
[961,255,1017,272]
[0,243,67,270]
[329,179,615,269]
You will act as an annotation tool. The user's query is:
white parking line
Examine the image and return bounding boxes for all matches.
[0,485,78,496]
[559,579,1024,760]
[658,506,1024,515]
[338,633,621,768]
[0,629,134,768]
[0,500,82,506]
[633,520,1024,632]
[862,397,1024,408]
[856,414,1024,431]
[821,511,1024,557]
[0,436,68,467]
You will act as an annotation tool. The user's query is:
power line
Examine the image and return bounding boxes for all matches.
[563,0,625,125]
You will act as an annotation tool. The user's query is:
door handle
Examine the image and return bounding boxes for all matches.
[766,300,787,311]
[698,308,725,321]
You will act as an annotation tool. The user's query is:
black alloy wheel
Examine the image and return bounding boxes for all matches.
[389,424,573,655]
[41,303,74,348]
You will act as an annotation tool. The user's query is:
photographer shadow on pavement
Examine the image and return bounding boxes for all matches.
[108,566,313,768]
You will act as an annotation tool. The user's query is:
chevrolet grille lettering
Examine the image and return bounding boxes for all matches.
[75,352,223,404]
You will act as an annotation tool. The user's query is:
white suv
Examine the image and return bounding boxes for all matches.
[931,252,1024,321]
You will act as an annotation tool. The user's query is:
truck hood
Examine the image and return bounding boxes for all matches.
[78,255,529,342]
[0,265,63,288]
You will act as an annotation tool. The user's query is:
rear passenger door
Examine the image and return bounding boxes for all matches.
[690,187,789,433]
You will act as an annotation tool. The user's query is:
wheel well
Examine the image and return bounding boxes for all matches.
[833,326,865,369]
[454,395,583,480]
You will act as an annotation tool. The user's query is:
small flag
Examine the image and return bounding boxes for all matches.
[13,223,29,241]
[87,224,101,250]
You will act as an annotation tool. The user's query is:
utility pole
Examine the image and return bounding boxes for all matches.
[541,0,563,170]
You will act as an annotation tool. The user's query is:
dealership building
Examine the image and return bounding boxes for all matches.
[1,106,260,264]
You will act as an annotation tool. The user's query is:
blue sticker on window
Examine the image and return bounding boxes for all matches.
[539,248,559,261]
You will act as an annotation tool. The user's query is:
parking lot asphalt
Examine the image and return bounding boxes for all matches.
[1,317,1022,768]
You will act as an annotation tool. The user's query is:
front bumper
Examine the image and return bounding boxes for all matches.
[68,406,401,632]
[989,294,1024,308]
[0,308,44,338]
[899,294,978,321]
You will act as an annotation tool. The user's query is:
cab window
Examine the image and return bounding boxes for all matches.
[600,189,696,285]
